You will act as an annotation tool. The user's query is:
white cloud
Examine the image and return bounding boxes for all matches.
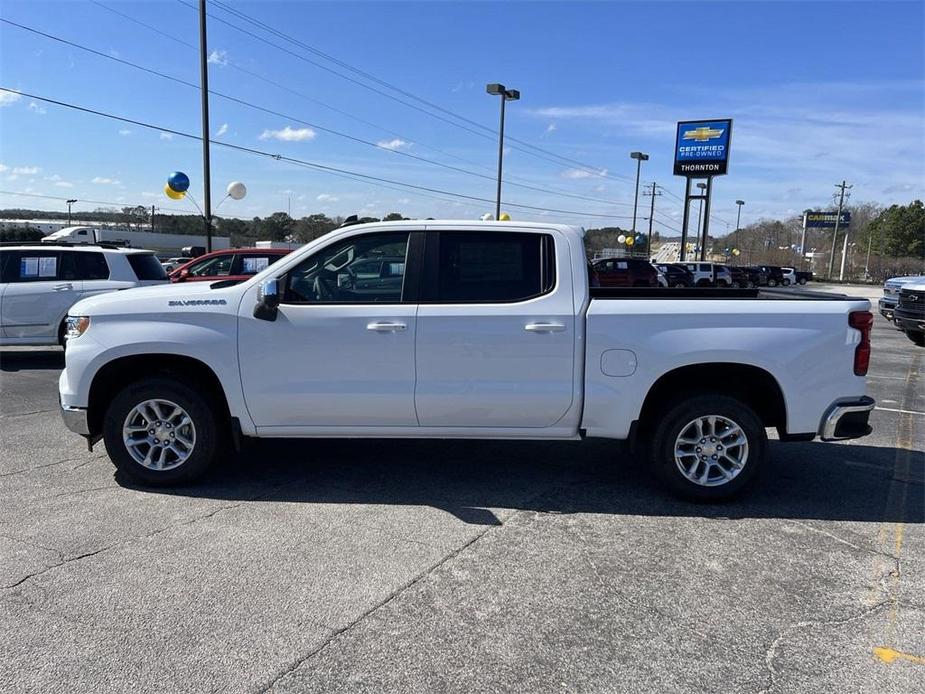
[208,50,228,66]
[92,176,121,185]
[259,126,316,142]
[28,101,47,115]
[45,174,62,181]
[159,132,174,141]
[54,181,74,188]
[13,166,40,175]
[377,138,410,151]
[215,122,229,137]
[562,167,607,179]
[543,123,557,136]
[118,128,132,136]
[140,192,160,198]
[0,163,7,172]
[0,90,22,106]
[396,198,410,205]
[317,193,339,202]
[6,174,19,181]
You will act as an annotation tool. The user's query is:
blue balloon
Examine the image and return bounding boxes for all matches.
[167,171,190,193]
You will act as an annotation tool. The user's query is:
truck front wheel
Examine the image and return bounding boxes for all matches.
[102,377,224,486]
[649,394,767,501]
[907,331,925,347]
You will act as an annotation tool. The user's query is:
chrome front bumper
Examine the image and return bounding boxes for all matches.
[820,396,875,441]
[60,403,90,436]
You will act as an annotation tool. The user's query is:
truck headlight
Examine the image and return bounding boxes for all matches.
[65,316,90,340]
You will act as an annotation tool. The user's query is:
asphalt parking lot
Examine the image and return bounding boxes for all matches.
[1,284,922,693]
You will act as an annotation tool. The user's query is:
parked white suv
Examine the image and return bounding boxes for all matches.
[678,262,733,287]
[0,244,168,346]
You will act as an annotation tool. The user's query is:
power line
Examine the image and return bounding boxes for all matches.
[4,17,639,214]
[177,0,638,185]
[90,1,500,176]
[0,189,200,215]
[0,88,639,222]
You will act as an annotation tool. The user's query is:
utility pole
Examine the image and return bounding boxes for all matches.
[150,205,156,233]
[642,182,661,260]
[66,199,77,226]
[827,180,851,279]
[199,0,213,252]
[630,151,649,233]
[864,226,874,279]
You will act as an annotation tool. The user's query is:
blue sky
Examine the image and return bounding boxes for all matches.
[1,0,923,233]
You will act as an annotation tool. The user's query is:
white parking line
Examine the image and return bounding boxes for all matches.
[875,406,925,417]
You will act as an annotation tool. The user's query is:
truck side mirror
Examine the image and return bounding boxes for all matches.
[254,278,281,321]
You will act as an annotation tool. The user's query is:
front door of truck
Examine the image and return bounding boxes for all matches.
[237,229,421,429]
[414,229,575,428]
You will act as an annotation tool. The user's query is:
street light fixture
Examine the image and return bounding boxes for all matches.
[66,199,77,227]
[629,151,649,233]
[486,83,520,219]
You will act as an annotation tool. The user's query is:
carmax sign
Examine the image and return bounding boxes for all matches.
[674,119,733,177]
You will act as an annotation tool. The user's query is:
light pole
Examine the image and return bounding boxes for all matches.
[695,182,707,256]
[66,199,77,226]
[630,151,649,233]
[735,200,744,264]
[486,83,520,220]
[199,0,213,252]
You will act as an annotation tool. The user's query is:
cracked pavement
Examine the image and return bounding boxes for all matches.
[1,285,923,693]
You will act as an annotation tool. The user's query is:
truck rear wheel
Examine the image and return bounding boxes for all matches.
[649,394,767,501]
[907,331,925,347]
[102,377,224,486]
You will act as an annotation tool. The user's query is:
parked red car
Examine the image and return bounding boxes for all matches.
[170,248,292,284]
[592,257,658,287]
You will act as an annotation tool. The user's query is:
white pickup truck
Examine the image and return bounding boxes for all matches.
[59,221,875,500]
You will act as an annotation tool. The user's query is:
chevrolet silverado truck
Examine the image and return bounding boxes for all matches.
[59,221,875,501]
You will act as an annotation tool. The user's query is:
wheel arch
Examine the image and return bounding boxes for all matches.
[87,354,231,437]
[636,362,787,439]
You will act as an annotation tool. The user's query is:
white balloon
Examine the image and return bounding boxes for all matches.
[226,181,247,200]
[617,234,626,243]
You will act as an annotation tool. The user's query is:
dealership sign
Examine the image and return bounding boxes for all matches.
[803,211,851,228]
[674,119,733,177]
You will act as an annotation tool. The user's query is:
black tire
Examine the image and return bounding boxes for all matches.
[649,393,767,502]
[696,279,712,287]
[907,331,925,347]
[103,377,225,486]
[798,278,808,285]
[767,279,778,287]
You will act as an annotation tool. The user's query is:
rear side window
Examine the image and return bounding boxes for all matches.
[127,253,168,280]
[60,251,110,280]
[238,254,283,276]
[429,231,554,303]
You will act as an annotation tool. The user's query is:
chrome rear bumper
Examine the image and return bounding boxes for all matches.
[820,396,875,441]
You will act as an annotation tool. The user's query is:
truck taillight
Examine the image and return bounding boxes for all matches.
[849,311,873,376]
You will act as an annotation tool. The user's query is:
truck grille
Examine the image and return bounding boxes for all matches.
[898,289,925,317]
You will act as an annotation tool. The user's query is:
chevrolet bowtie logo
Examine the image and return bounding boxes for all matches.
[683,126,724,142]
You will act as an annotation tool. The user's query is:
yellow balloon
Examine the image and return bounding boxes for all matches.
[164,183,185,200]
[498,212,511,221]
[625,236,635,246]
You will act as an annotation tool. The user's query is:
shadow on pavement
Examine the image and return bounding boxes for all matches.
[119,437,924,526]
[0,349,65,372]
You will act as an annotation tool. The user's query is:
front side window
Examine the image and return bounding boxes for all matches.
[188,254,234,277]
[1,250,61,282]
[284,231,409,304]
[431,231,553,303]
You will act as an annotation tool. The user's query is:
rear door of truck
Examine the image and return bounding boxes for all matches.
[414,227,576,428]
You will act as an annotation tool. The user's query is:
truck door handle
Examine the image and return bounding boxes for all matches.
[524,322,565,333]
[53,283,73,292]
[367,321,407,332]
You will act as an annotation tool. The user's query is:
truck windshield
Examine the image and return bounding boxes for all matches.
[127,253,168,280]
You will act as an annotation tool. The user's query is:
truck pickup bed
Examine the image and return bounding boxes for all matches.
[59,220,875,501]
